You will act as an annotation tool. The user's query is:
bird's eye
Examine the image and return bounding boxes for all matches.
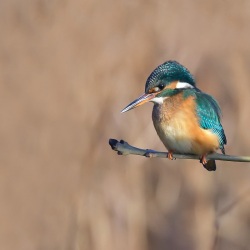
[149,84,165,93]
[158,83,164,90]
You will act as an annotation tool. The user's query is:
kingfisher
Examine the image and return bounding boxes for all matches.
[121,60,227,171]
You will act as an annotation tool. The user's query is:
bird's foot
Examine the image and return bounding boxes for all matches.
[200,155,207,165]
[200,155,216,171]
[167,151,175,160]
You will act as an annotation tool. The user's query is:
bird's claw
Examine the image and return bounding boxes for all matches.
[167,151,175,160]
[200,155,207,165]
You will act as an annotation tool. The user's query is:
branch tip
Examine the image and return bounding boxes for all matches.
[108,138,250,164]
[109,138,118,150]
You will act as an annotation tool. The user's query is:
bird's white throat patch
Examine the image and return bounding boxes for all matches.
[150,97,167,104]
[176,81,194,89]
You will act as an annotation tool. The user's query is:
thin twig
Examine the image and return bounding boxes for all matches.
[109,139,250,162]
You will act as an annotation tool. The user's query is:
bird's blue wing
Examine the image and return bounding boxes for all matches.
[195,91,227,152]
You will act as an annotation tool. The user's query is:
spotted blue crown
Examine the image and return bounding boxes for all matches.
[145,61,196,93]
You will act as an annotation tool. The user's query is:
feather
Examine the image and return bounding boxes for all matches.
[183,88,227,152]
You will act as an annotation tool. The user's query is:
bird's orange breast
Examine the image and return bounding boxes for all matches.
[152,93,219,155]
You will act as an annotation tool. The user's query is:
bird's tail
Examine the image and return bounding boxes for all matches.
[203,160,216,171]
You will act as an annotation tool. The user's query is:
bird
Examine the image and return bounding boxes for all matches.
[121,60,227,171]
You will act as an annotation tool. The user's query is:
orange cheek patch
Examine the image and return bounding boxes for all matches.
[164,81,178,90]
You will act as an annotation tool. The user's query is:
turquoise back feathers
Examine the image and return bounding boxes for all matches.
[183,88,227,153]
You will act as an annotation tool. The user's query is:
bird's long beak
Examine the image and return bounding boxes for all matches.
[121,93,155,113]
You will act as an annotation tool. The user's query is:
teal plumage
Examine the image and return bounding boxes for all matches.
[183,88,227,154]
[121,60,227,171]
[145,61,196,93]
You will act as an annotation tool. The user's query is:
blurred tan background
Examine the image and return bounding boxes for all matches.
[1,0,250,249]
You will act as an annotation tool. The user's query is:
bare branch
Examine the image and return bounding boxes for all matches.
[109,139,250,162]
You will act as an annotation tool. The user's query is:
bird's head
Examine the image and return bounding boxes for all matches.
[121,61,196,113]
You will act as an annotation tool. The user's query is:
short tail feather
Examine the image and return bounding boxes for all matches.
[221,147,225,155]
